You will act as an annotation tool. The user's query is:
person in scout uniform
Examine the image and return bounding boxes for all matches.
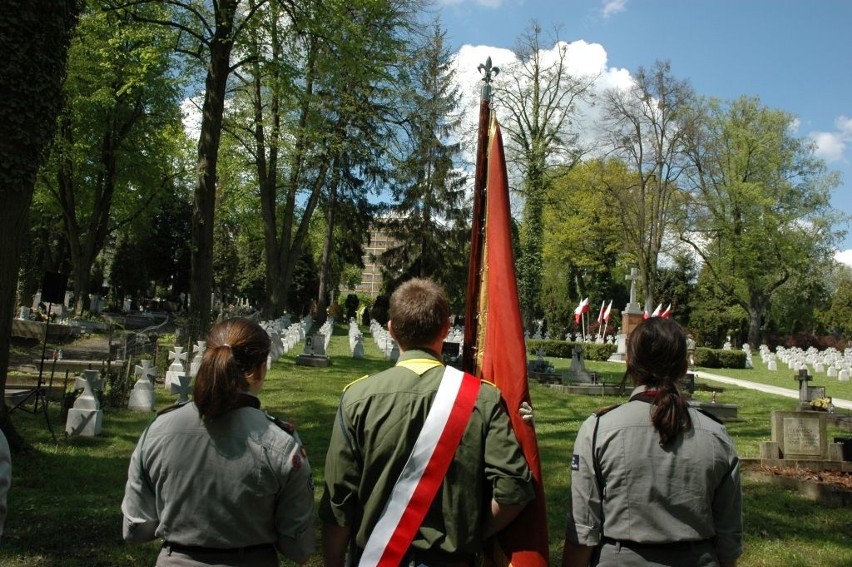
[563,317,742,567]
[320,278,535,567]
[121,318,315,566]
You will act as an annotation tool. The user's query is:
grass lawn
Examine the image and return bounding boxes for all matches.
[1,325,850,566]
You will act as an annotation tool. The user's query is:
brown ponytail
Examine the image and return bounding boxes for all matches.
[193,318,271,421]
[626,317,691,446]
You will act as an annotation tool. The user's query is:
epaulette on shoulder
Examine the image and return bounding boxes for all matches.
[343,374,370,392]
[156,400,190,416]
[694,406,724,425]
[594,403,622,417]
[265,413,296,434]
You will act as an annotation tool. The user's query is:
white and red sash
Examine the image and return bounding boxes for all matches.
[359,364,481,567]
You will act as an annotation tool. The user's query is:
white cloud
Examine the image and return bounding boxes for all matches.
[602,0,627,18]
[810,114,852,163]
[836,249,852,267]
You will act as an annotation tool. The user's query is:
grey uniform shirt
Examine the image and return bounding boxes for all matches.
[121,401,315,562]
[565,385,742,564]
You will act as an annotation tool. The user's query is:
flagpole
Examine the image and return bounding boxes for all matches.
[463,57,499,375]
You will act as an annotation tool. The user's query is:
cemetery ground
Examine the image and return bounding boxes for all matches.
[1,325,851,566]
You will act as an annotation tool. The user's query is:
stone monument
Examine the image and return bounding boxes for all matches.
[609,267,645,362]
[295,334,331,367]
[127,359,157,411]
[65,369,104,436]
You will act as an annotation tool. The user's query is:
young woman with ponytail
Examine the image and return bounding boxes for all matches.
[563,317,742,567]
[122,318,315,566]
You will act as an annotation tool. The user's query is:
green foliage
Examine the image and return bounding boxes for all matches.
[379,22,469,305]
[693,347,746,369]
[822,276,852,339]
[525,339,617,361]
[682,96,842,345]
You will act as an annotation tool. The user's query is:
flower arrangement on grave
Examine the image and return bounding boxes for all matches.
[810,397,832,411]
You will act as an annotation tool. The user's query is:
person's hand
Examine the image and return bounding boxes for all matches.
[519,401,534,424]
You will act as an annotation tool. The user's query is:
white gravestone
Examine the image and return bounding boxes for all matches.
[127,360,157,411]
[65,369,104,436]
[165,347,187,389]
[353,335,365,359]
[189,341,206,377]
[839,368,850,382]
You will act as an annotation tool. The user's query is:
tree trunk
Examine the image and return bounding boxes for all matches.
[0,188,36,451]
[0,0,79,452]
[189,0,238,341]
[316,166,340,326]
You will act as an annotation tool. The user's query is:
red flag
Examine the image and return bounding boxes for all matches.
[661,304,672,318]
[476,116,549,567]
[603,300,613,322]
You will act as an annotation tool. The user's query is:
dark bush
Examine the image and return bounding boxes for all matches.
[716,349,746,369]
[694,347,745,368]
[525,340,617,361]
[694,347,718,368]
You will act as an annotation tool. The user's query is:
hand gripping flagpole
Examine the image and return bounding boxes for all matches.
[463,57,499,375]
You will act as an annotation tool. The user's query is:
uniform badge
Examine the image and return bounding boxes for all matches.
[291,453,303,470]
[571,454,580,471]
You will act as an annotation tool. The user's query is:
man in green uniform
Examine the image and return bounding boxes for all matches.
[320,278,534,567]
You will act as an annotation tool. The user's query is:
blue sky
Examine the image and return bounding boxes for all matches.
[437,0,852,261]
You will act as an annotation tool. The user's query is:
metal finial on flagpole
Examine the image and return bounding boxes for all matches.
[477,57,500,100]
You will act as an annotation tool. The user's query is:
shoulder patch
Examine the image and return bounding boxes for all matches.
[266,413,295,434]
[343,374,370,392]
[594,403,622,417]
[156,400,190,416]
[571,454,580,471]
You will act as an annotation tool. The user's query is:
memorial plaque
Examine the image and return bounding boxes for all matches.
[771,410,827,460]
[782,416,821,457]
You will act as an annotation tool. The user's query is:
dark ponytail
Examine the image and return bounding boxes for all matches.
[626,317,691,446]
[193,318,271,421]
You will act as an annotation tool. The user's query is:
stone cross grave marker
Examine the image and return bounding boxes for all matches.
[127,359,157,411]
[65,369,104,436]
[169,374,192,403]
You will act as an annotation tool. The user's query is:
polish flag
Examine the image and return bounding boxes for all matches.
[650,303,663,318]
[573,297,589,324]
[660,304,672,319]
[603,300,613,322]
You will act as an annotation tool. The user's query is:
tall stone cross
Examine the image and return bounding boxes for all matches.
[625,267,642,305]
[134,359,158,384]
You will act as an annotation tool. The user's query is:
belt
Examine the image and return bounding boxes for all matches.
[603,536,711,551]
[163,541,275,555]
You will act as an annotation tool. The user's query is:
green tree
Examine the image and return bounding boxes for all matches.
[380,21,469,303]
[224,0,415,319]
[0,0,80,449]
[681,96,843,346]
[541,160,624,337]
[38,4,185,316]
[822,276,852,340]
[495,22,595,327]
[598,60,695,310]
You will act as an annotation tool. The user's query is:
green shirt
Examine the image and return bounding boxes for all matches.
[320,349,534,557]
